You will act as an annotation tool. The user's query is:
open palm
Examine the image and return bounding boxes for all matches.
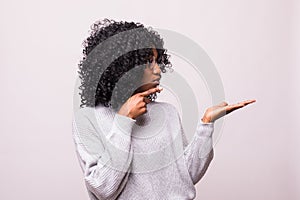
[201,99,256,123]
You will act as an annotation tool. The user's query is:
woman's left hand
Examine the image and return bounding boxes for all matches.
[201,99,256,123]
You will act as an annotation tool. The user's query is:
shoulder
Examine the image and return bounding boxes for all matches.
[74,105,113,121]
[72,107,101,136]
[72,106,114,138]
[73,106,95,123]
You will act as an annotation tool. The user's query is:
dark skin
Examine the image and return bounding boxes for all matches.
[200,99,256,123]
[118,48,256,122]
[117,85,163,119]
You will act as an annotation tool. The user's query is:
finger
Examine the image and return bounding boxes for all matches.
[233,99,256,107]
[232,102,245,109]
[243,99,256,106]
[141,107,147,113]
[225,103,244,114]
[139,101,146,108]
[231,99,256,108]
[140,87,163,97]
[226,99,256,114]
[144,97,151,104]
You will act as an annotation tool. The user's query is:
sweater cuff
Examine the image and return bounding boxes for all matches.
[113,113,136,136]
[105,113,136,154]
[196,120,215,137]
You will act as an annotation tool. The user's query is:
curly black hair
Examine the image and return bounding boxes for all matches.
[77,18,173,111]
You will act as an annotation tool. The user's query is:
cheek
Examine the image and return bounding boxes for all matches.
[141,69,152,83]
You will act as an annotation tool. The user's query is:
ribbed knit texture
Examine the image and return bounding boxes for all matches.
[72,101,214,200]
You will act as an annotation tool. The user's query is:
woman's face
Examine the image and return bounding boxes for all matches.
[138,48,162,92]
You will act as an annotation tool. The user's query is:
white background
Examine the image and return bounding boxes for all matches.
[0,0,299,199]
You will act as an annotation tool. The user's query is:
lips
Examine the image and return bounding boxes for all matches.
[152,78,161,83]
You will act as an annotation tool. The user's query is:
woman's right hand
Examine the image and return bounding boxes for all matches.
[117,86,163,119]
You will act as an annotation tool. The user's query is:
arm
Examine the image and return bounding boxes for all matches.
[177,111,215,185]
[180,99,256,185]
[72,108,135,200]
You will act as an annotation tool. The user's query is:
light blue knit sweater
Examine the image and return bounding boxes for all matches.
[72,101,214,200]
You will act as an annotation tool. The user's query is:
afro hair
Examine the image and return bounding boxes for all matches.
[77,18,173,111]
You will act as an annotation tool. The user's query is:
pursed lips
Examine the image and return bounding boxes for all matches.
[152,75,161,82]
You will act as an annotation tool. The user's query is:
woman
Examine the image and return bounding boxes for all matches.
[72,19,256,200]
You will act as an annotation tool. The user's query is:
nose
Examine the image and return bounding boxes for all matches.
[152,62,161,75]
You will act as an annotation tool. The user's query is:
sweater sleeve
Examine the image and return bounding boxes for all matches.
[178,112,215,185]
[72,108,135,200]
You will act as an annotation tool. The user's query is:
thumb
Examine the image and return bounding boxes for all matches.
[218,101,228,107]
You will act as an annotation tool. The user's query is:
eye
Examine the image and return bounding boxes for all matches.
[149,55,155,62]
[146,56,156,69]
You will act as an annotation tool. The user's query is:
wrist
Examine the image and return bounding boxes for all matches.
[118,110,134,120]
[201,116,211,123]
[127,113,134,119]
